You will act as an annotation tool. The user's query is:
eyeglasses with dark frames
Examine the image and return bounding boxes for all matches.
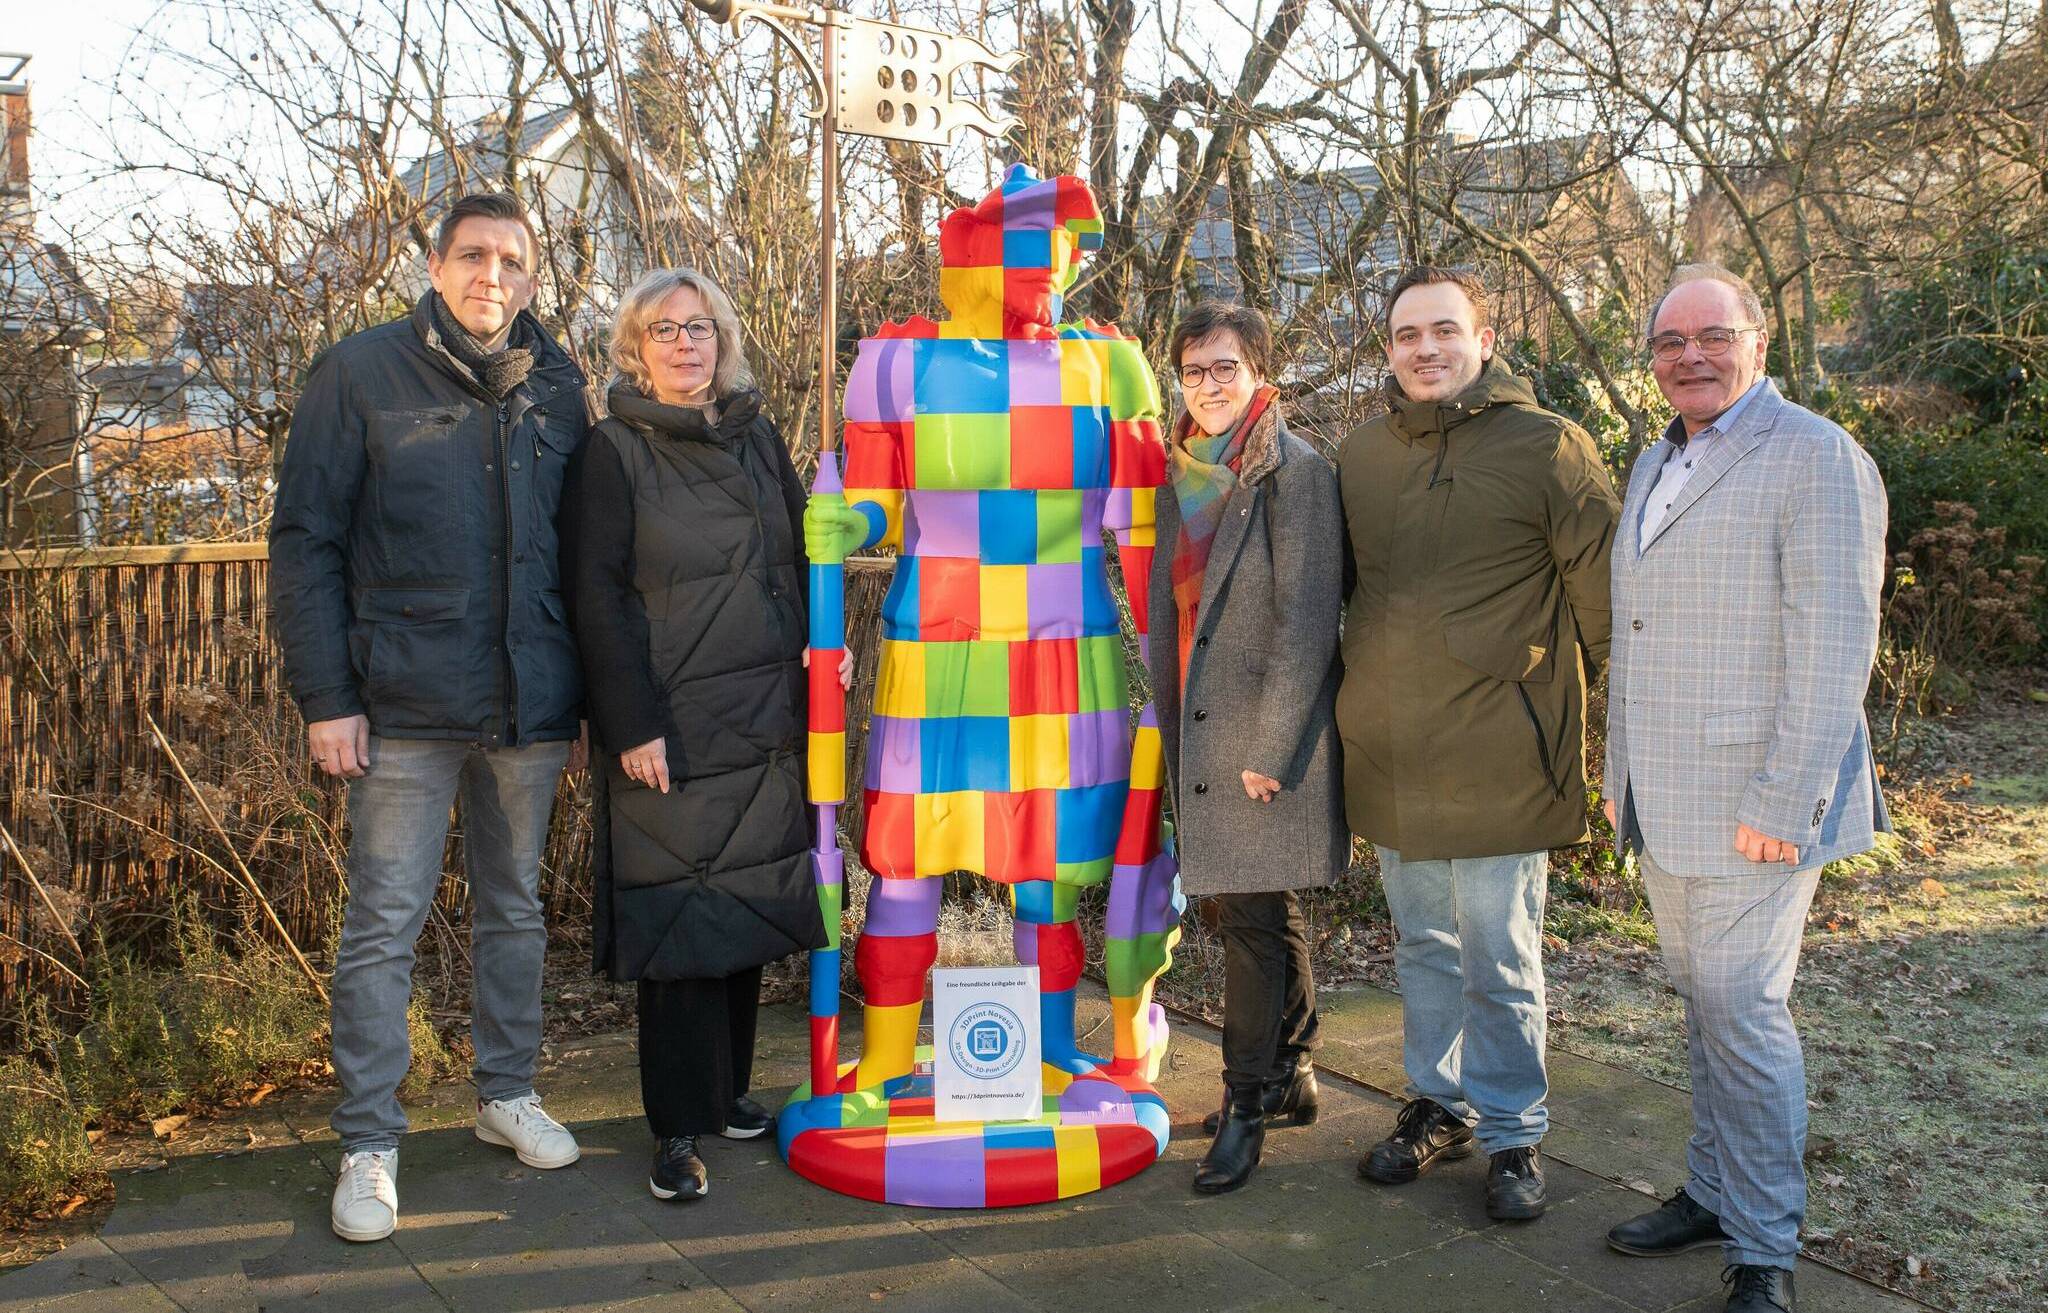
[1178,358,1242,388]
[648,318,717,344]
[1647,325,1761,363]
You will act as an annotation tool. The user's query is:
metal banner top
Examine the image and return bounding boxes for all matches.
[833,16,1018,145]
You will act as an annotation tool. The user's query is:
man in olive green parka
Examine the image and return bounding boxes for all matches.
[1338,267,1620,1222]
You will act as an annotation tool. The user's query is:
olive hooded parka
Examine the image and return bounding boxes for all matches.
[1335,357,1621,860]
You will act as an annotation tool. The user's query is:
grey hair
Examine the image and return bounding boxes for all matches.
[1648,263,1768,339]
[610,267,753,398]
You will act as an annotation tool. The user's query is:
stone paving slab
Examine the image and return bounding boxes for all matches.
[0,984,1918,1313]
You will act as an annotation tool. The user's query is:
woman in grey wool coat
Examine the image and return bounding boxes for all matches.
[1146,301,1349,1195]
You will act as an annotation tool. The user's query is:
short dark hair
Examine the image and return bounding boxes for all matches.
[1169,300,1275,380]
[1384,265,1491,332]
[433,192,538,260]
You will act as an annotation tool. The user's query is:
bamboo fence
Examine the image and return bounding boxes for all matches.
[0,543,893,1024]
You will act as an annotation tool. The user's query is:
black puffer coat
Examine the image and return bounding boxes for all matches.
[568,384,826,982]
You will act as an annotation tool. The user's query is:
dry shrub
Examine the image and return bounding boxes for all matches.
[1885,503,2045,699]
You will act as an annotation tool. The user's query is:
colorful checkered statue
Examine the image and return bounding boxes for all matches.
[781,163,1186,1206]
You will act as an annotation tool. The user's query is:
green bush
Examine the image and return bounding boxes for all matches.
[1855,247,2048,423]
[50,903,328,1125]
[0,1052,98,1213]
[0,899,330,1211]
[1857,415,2048,561]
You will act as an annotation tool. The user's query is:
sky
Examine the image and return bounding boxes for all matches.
[5,3,177,238]
[4,0,1544,276]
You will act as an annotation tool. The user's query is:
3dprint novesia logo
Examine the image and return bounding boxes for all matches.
[947,1001,1027,1081]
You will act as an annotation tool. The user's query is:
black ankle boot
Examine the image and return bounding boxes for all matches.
[1202,1052,1321,1133]
[1193,1085,1265,1195]
[1271,1051,1320,1127]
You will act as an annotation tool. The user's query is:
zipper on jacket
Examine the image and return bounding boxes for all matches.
[496,404,519,743]
[1514,682,1566,801]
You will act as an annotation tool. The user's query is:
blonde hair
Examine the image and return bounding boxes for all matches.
[609,268,753,399]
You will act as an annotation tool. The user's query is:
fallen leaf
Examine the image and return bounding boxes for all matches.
[2027,689,2046,704]
[1905,1255,1925,1278]
[248,1083,276,1106]
[151,1113,190,1139]
[1919,877,1949,899]
[58,1195,87,1217]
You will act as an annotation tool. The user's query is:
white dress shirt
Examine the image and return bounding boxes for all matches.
[1638,379,1766,554]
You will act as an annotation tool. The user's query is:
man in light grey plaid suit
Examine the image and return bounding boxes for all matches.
[1602,264,1888,1313]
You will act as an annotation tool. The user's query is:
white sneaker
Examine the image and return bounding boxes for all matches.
[331,1148,398,1242]
[475,1094,581,1169]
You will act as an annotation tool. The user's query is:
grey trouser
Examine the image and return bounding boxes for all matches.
[330,735,569,1151]
[1377,846,1550,1153]
[1640,849,1819,1270]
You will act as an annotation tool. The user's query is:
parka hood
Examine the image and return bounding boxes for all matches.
[1384,356,1538,441]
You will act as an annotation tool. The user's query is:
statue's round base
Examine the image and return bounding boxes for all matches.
[776,1049,1170,1207]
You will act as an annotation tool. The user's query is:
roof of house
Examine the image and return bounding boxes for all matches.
[392,102,685,218]
[0,233,101,339]
[394,106,582,205]
[1178,134,1605,285]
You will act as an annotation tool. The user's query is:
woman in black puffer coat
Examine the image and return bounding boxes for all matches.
[567,268,833,1203]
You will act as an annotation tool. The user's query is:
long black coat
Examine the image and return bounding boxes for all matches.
[270,297,587,746]
[568,385,826,981]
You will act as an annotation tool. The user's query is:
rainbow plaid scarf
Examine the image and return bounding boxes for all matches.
[1168,386,1277,687]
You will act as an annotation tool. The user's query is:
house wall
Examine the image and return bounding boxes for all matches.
[2,339,84,546]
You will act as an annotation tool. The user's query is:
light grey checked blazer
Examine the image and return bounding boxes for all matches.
[1607,380,1891,877]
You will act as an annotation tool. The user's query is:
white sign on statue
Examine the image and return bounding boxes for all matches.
[931,966,1042,1122]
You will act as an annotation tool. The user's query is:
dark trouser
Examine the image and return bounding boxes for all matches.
[637,967,762,1138]
[1215,891,1320,1089]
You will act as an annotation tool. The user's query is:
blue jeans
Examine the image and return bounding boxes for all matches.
[330,736,570,1151]
[1376,846,1549,1153]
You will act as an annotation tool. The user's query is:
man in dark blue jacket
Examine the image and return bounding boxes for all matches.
[270,193,589,1243]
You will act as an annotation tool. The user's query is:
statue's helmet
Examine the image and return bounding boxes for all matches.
[937,163,1103,325]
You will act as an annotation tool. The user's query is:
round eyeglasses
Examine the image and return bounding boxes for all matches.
[648,318,717,344]
[1179,358,1241,388]
[1647,326,1760,363]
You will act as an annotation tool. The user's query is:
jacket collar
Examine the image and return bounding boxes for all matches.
[1384,356,1537,442]
[1233,400,1286,487]
[409,296,567,402]
[607,382,762,444]
[1636,377,1786,553]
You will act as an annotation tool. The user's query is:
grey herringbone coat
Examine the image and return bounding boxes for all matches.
[1145,409,1350,896]
[1607,380,1892,877]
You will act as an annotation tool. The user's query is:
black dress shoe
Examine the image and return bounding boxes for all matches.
[1609,1187,1728,1256]
[1485,1144,1547,1220]
[1358,1097,1475,1184]
[1193,1085,1265,1195]
[1202,1052,1320,1133]
[720,1094,774,1140]
[1723,1263,1795,1312]
[649,1136,708,1201]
